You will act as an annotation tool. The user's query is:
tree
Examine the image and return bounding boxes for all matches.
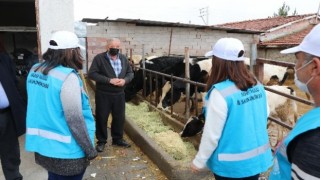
[292,8,298,16]
[272,2,298,17]
[273,2,290,17]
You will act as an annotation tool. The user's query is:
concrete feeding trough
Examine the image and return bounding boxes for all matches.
[124,100,214,180]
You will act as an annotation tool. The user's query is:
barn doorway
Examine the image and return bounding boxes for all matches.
[0,0,37,101]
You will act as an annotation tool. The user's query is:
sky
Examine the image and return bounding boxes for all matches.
[74,0,320,25]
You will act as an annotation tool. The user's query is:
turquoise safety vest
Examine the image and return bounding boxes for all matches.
[25,65,95,159]
[269,107,320,180]
[205,80,273,178]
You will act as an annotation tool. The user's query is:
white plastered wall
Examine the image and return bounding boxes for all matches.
[38,0,74,54]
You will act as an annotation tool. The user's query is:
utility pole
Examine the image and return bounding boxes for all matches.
[199,6,209,25]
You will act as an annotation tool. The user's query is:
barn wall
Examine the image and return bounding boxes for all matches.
[85,21,255,68]
[257,48,296,63]
[38,0,75,54]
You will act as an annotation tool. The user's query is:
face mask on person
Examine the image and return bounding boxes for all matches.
[294,60,314,93]
[109,48,119,56]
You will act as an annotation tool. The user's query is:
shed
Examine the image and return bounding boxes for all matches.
[81,18,263,70]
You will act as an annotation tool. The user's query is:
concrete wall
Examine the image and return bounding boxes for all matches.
[86,21,255,68]
[38,0,74,54]
[258,48,296,63]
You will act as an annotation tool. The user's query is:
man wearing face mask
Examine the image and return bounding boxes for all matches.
[269,24,320,180]
[88,38,134,152]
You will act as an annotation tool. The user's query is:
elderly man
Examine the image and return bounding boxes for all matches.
[269,24,320,179]
[88,38,134,152]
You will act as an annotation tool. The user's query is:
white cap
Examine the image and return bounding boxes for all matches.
[281,24,320,57]
[205,37,245,61]
[49,30,84,50]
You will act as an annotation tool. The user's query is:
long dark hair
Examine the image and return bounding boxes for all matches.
[35,48,83,75]
[206,56,257,91]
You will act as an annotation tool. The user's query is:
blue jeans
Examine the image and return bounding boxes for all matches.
[48,170,85,180]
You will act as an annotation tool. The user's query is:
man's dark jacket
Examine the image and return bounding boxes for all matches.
[0,52,26,136]
[88,52,134,93]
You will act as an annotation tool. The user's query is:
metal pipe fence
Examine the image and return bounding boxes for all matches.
[137,58,314,130]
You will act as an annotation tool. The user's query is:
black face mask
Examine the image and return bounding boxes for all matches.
[109,48,119,56]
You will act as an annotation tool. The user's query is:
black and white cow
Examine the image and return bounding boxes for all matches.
[158,58,212,110]
[125,56,187,102]
[180,112,205,137]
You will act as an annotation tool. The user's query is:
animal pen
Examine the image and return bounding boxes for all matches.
[84,48,314,179]
[126,48,314,130]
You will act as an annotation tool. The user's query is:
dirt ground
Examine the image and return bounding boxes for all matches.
[84,133,168,180]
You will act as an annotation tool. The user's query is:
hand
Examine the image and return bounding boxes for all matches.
[114,79,125,87]
[191,163,200,173]
[110,78,125,87]
[109,78,121,85]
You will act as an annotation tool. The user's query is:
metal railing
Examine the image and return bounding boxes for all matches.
[138,67,206,122]
[136,57,314,130]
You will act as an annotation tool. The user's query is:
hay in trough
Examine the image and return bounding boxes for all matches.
[126,102,171,135]
[154,130,187,160]
[126,102,197,161]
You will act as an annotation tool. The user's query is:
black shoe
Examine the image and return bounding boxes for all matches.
[96,144,105,152]
[112,139,131,148]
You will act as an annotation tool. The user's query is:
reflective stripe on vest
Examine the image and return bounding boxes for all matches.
[48,69,69,81]
[219,84,239,98]
[27,128,71,143]
[218,143,270,161]
[30,64,69,82]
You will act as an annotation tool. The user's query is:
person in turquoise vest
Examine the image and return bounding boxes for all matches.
[269,24,320,179]
[191,37,273,180]
[25,30,97,180]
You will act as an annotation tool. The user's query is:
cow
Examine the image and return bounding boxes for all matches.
[158,58,212,110]
[180,112,205,137]
[125,56,189,102]
[244,58,295,86]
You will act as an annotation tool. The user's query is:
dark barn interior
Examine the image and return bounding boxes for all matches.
[0,0,37,101]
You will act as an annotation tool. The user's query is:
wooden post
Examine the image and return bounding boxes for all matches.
[168,28,173,55]
[35,0,42,60]
[184,47,190,122]
[142,44,146,97]
[255,59,264,83]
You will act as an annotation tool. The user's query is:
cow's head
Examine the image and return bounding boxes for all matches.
[161,79,186,108]
[161,89,182,109]
[180,113,205,137]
